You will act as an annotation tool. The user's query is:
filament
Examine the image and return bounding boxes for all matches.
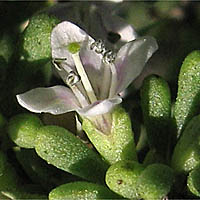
[72,52,97,103]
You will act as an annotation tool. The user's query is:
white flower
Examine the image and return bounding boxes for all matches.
[17,21,158,118]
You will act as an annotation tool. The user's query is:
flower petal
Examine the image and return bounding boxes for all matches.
[79,46,104,98]
[80,43,103,71]
[114,36,158,94]
[82,5,137,49]
[16,86,80,115]
[49,3,137,49]
[101,10,137,44]
[77,97,122,116]
[51,21,95,68]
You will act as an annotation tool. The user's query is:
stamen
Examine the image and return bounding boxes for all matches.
[90,39,106,54]
[52,57,89,108]
[52,58,67,71]
[72,53,97,103]
[103,50,116,64]
[66,71,81,86]
[66,71,89,108]
[102,50,117,98]
[53,58,67,62]
[70,84,89,108]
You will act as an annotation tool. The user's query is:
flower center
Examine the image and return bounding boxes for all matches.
[52,57,89,108]
[52,40,114,133]
[68,42,97,104]
[53,39,118,108]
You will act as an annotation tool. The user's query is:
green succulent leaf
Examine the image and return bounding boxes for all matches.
[174,50,200,138]
[82,106,137,165]
[35,125,108,183]
[140,75,171,157]
[143,150,165,166]
[0,151,19,193]
[0,151,47,199]
[187,165,200,197]
[105,160,145,199]
[0,33,14,63]
[49,181,121,200]
[171,115,200,174]
[136,163,174,200]
[14,148,72,190]
[20,13,60,62]
[8,113,43,148]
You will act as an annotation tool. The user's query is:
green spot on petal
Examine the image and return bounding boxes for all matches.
[67,42,81,54]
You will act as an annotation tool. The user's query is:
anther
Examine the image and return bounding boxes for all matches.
[90,39,106,54]
[66,71,81,86]
[103,50,116,64]
[52,58,67,71]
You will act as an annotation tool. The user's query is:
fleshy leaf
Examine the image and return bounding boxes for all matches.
[16,86,80,115]
[140,75,172,158]
[14,148,75,190]
[21,14,60,62]
[187,165,200,197]
[174,50,200,138]
[106,160,145,199]
[0,151,19,192]
[8,114,43,149]
[0,151,47,199]
[136,164,174,200]
[114,36,158,94]
[82,106,137,164]
[35,125,108,183]
[171,115,200,174]
[49,181,121,200]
